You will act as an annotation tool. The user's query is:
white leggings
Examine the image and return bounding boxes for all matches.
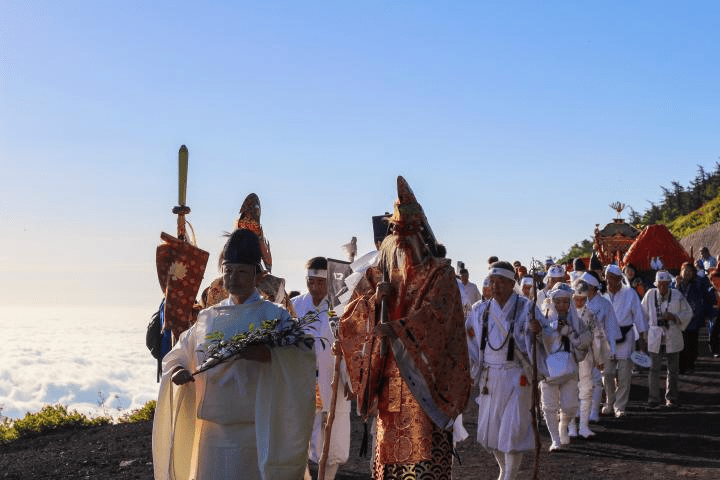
[578,357,602,405]
[540,376,579,417]
[491,449,523,480]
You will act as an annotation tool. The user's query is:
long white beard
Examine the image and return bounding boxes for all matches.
[378,234,425,279]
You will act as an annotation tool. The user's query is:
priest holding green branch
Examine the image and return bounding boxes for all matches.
[152,229,316,480]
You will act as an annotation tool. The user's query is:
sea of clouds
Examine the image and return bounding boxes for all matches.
[1,305,159,420]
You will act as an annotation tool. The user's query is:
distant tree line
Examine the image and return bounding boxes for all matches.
[640,163,720,224]
[558,162,720,264]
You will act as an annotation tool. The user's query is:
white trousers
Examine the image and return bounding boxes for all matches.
[578,355,602,417]
[540,376,579,418]
[602,358,633,414]
[308,408,351,466]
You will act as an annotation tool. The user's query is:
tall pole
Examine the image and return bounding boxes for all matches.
[530,259,542,480]
[318,339,343,480]
[173,145,191,242]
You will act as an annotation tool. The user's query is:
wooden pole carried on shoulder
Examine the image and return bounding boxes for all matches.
[318,341,343,480]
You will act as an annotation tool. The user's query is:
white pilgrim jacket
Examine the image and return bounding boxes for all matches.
[457,279,482,314]
[641,287,693,354]
[603,286,648,359]
[542,306,592,380]
[585,293,621,357]
[152,293,316,480]
[465,293,549,452]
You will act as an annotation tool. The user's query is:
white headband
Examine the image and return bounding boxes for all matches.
[307,269,327,279]
[550,283,574,299]
[605,264,622,277]
[579,272,600,289]
[520,277,534,286]
[489,267,515,281]
[655,270,673,284]
[547,265,565,278]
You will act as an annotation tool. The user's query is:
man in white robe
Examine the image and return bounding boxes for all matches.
[602,264,648,417]
[466,261,547,480]
[152,229,315,480]
[458,267,483,317]
[642,270,693,408]
[575,271,621,417]
[291,257,351,480]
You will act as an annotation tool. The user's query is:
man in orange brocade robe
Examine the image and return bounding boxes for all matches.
[338,176,471,480]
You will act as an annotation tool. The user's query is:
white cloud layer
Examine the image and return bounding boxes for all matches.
[1,306,158,420]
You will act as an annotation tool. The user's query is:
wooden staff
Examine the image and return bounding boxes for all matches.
[318,341,343,480]
[530,260,542,480]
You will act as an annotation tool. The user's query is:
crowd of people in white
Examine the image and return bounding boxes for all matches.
[458,249,719,460]
[150,183,719,480]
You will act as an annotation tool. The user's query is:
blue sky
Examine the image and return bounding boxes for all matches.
[1,1,718,309]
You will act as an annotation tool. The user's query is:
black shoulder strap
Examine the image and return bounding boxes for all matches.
[506,296,519,361]
[480,304,489,351]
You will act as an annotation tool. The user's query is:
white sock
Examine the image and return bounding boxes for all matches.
[503,452,523,480]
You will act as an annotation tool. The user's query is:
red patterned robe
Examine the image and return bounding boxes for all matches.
[339,257,470,479]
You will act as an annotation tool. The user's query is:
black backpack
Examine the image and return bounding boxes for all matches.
[146,301,165,381]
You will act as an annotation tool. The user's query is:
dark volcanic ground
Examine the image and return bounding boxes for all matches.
[3,352,720,479]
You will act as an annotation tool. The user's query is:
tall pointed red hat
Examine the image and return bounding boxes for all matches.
[389,176,426,235]
[388,176,440,256]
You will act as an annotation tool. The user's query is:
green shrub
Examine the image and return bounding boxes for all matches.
[0,416,14,443]
[118,400,156,423]
[667,195,720,239]
[0,405,110,445]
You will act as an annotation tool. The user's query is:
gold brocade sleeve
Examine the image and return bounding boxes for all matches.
[338,268,384,419]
